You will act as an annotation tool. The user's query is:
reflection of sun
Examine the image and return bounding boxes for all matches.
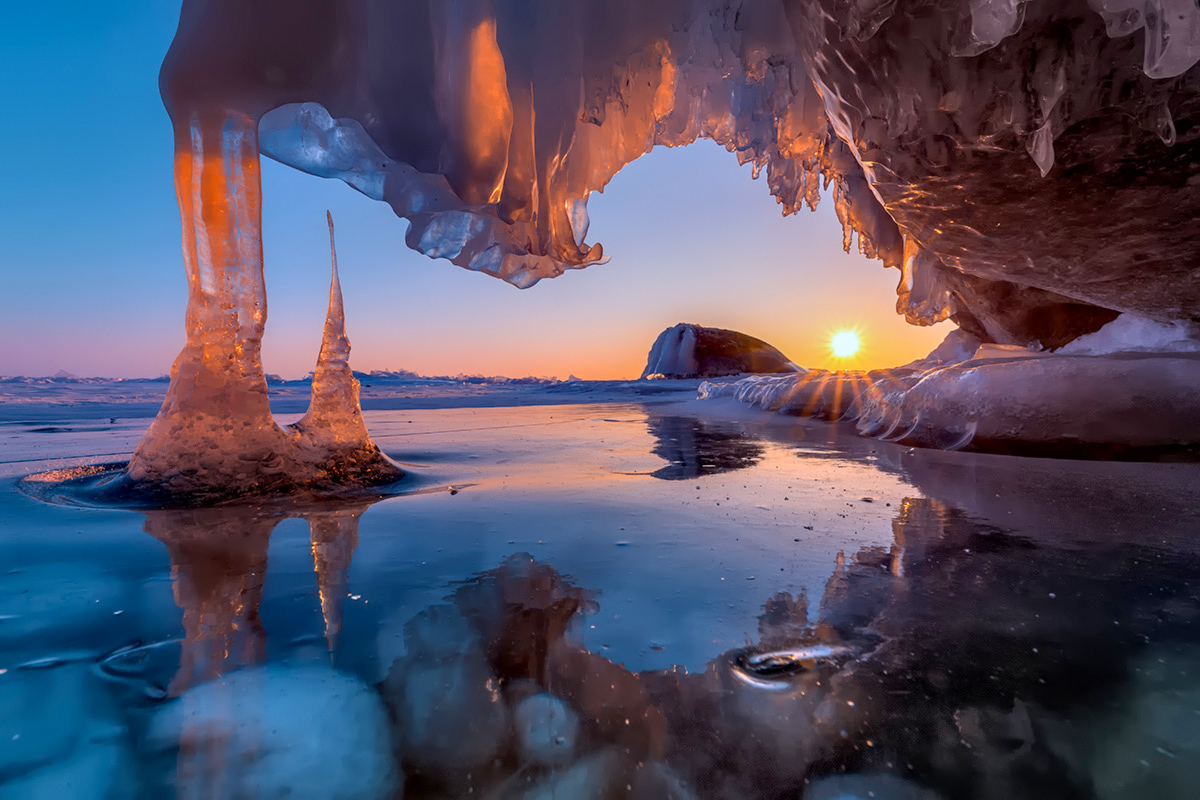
[831,330,860,359]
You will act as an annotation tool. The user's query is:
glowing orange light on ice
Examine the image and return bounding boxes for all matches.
[830,329,861,359]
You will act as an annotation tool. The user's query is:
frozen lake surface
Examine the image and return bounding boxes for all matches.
[2,382,1199,799]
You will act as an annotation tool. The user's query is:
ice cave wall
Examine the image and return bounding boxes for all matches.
[163,0,1200,345]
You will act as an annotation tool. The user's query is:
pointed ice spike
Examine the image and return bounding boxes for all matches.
[293,211,372,448]
[285,212,402,486]
[319,210,351,374]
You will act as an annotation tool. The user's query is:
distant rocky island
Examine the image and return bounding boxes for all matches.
[641,323,800,379]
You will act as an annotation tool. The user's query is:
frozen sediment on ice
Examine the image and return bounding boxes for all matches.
[513,693,581,768]
[380,604,509,782]
[701,326,1200,457]
[641,323,801,379]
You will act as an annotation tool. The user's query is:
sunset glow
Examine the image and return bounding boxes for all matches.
[830,329,860,359]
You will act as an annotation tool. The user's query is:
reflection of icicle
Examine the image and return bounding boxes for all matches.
[144,502,376,692]
[307,504,367,654]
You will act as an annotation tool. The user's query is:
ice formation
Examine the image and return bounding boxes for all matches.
[126,203,400,498]
[136,0,1200,485]
[161,0,1200,325]
[642,323,801,379]
[1056,312,1200,355]
[701,326,1200,457]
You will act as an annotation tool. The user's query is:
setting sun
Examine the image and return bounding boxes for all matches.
[830,329,860,359]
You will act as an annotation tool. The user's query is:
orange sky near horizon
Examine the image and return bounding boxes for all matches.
[253,140,951,382]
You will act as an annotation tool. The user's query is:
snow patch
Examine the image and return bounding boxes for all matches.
[1057,313,1200,355]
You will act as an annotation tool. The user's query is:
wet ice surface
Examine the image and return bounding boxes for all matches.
[2,392,1200,799]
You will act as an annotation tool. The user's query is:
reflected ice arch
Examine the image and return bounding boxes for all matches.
[136,0,1200,491]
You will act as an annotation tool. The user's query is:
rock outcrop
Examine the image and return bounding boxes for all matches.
[641,323,800,379]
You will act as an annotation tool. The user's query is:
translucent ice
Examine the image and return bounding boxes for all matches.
[1056,313,1200,354]
[137,0,1200,487]
[146,666,398,799]
[287,214,380,462]
[701,330,1200,457]
[158,0,1200,338]
[1088,0,1200,78]
[125,173,400,498]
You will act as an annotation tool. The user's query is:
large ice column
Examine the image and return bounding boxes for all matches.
[127,113,287,495]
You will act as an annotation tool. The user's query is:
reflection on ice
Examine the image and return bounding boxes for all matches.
[4,404,1200,798]
[143,507,275,692]
[646,414,765,480]
[62,506,1200,796]
[140,503,371,694]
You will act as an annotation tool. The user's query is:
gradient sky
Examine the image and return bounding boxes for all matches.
[0,1,950,381]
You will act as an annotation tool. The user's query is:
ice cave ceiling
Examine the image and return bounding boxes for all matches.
[162,0,1200,347]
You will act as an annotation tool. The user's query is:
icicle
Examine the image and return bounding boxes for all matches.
[1026,122,1055,176]
[1088,0,1200,78]
[126,112,290,497]
[1140,100,1177,145]
[896,239,955,325]
[127,181,401,499]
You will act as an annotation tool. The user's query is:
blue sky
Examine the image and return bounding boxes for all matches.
[0,1,948,380]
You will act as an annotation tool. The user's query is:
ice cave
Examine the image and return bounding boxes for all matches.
[6,4,1200,796]
[121,0,1200,496]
